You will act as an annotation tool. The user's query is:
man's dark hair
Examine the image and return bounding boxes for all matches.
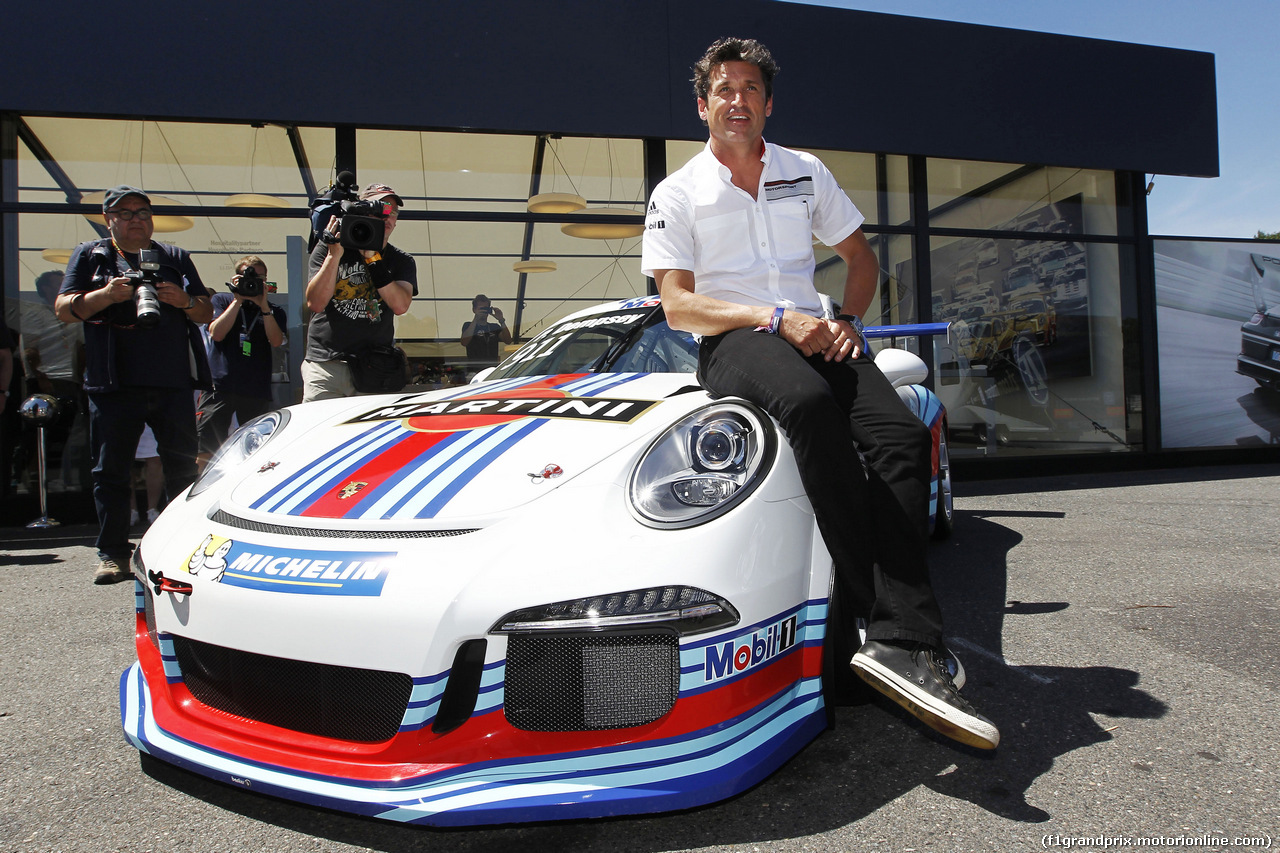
[471,293,490,310]
[692,37,780,102]
[235,255,267,276]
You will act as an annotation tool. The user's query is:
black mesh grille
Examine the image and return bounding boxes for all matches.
[171,636,412,742]
[504,633,679,732]
[208,508,478,539]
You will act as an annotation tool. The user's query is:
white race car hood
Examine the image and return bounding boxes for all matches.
[224,372,708,525]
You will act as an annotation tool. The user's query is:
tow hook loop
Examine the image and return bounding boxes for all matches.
[148,569,193,597]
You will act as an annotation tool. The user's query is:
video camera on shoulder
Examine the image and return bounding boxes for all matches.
[123,248,163,329]
[229,266,264,298]
[308,171,386,253]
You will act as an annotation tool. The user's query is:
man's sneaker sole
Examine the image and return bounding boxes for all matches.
[852,651,999,750]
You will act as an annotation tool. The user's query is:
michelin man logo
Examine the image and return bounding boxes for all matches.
[187,534,233,582]
[179,536,394,596]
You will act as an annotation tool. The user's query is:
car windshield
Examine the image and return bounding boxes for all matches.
[487,303,699,380]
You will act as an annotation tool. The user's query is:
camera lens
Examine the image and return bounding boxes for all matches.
[347,220,374,245]
[134,282,162,329]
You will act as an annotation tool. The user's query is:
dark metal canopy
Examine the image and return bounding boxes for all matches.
[6,0,1217,177]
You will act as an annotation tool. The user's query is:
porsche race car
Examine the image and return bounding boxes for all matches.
[120,297,953,826]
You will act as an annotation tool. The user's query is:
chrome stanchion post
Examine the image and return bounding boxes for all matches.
[19,394,62,529]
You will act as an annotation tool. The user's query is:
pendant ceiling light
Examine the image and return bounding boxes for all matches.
[80,192,195,233]
[225,193,292,210]
[223,125,292,215]
[41,248,74,264]
[528,135,587,214]
[527,192,587,213]
[513,259,558,273]
[560,208,645,240]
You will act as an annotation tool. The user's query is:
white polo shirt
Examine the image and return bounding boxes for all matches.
[641,140,864,319]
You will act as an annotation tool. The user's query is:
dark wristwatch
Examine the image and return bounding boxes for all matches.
[835,313,868,352]
[835,313,864,335]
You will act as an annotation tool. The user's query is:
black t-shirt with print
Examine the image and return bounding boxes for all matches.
[305,242,417,361]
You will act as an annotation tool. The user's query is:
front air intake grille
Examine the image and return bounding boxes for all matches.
[503,632,679,732]
[171,636,412,742]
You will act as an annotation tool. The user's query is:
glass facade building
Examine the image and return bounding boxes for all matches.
[0,0,1225,515]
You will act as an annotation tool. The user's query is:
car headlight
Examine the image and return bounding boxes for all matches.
[492,585,739,636]
[627,402,775,528]
[187,410,287,498]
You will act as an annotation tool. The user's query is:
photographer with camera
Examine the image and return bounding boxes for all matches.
[196,255,286,469]
[54,185,213,585]
[303,181,417,401]
[460,294,511,368]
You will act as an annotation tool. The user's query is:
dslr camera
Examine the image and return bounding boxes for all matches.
[229,266,264,298]
[308,171,386,253]
[123,248,163,329]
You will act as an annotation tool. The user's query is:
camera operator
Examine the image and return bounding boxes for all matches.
[460,293,512,367]
[303,183,417,401]
[54,185,213,585]
[196,255,286,469]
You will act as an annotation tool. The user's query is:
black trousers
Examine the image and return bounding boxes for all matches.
[88,386,198,560]
[699,328,943,647]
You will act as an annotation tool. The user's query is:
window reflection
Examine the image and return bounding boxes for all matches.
[931,236,1135,456]
[927,158,1121,236]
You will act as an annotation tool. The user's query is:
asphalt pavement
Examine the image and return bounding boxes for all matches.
[2,464,1277,852]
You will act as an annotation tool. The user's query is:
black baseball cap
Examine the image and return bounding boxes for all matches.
[102,185,151,211]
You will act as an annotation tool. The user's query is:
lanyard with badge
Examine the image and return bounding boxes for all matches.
[239,305,262,357]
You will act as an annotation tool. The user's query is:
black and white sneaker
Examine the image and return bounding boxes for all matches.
[855,621,965,688]
[851,640,999,749]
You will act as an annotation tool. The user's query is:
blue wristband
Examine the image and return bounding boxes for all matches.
[754,306,784,335]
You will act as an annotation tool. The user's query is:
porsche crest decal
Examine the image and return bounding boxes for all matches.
[338,481,368,499]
